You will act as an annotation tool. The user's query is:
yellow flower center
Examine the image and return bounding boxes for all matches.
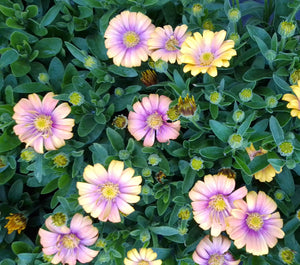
[53,154,69,168]
[138,261,149,265]
[209,194,227,211]
[147,112,163,129]
[165,36,179,51]
[100,182,119,200]
[123,31,140,48]
[200,52,214,66]
[190,158,203,171]
[246,213,264,231]
[61,234,80,249]
[208,254,225,265]
[34,115,52,132]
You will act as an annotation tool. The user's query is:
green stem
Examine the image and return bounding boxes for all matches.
[288,3,300,21]
[165,70,174,82]
[236,0,240,9]
[190,119,203,131]
[279,37,286,52]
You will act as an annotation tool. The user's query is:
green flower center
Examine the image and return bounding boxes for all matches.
[123,31,140,48]
[200,52,214,66]
[246,213,264,231]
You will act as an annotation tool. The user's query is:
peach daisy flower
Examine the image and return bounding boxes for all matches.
[282,80,300,119]
[77,160,142,223]
[246,143,282,182]
[38,213,99,265]
[148,24,189,64]
[193,235,240,265]
[104,10,155,67]
[226,191,285,256]
[189,174,247,236]
[124,248,162,265]
[12,92,74,154]
[180,30,237,77]
[128,94,180,147]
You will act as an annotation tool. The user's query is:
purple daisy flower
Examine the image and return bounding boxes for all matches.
[38,213,99,265]
[104,10,155,67]
[128,94,181,147]
[193,235,240,265]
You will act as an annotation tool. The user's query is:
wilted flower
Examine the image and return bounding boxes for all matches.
[124,248,162,265]
[5,213,27,234]
[148,24,189,64]
[177,94,197,117]
[77,160,142,223]
[104,11,155,67]
[167,105,180,121]
[189,174,247,236]
[128,94,180,147]
[193,235,240,265]
[39,213,99,265]
[217,168,236,179]
[226,191,285,255]
[112,115,128,129]
[282,81,300,119]
[141,69,158,86]
[246,143,282,182]
[180,30,236,77]
[13,92,75,154]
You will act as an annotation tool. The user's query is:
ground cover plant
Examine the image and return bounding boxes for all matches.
[0,0,300,264]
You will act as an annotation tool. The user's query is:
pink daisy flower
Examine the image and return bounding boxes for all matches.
[77,160,142,223]
[104,10,155,67]
[226,191,285,256]
[189,173,247,236]
[12,92,75,154]
[193,235,240,265]
[128,94,180,147]
[38,213,99,265]
[148,24,189,64]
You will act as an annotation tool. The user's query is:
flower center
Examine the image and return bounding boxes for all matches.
[246,213,264,231]
[123,31,140,48]
[100,182,119,200]
[138,261,149,265]
[165,36,179,51]
[200,52,214,66]
[208,254,225,265]
[209,194,227,211]
[147,112,163,129]
[61,233,80,249]
[34,115,52,132]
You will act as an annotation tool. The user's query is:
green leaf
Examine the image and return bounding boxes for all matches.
[209,103,218,119]
[0,259,16,265]
[199,146,224,159]
[150,226,179,236]
[34,38,62,58]
[253,35,269,55]
[269,116,284,145]
[89,143,108,164]
[283,217,300,236]
[276,167,295,196]
[40,2,63,26]
[108,65,138,77]
[0,167,15,185]
[0,5,14,17]
[6,18,24,29]
[248,154,269,174]
[157,196,170,215]
[0,131,21,152]
[10,32,28,48]
[65,42,86,62]
[8,179,23,202]
[237,112,255,136]
[247,25,271,45]
[243,68,273,82]
[87,34,108,60]
[11,242,32,255]
[182,168,196,193]
[106,127,125,152]
[233,154,251,175]
[13,82,51,93]
[209,120,233,142]
[25,5,38,18]
[250,256,269,265]
[58,175,71,189]
[78,114,97,137]
[10,59,31,77]
[273,73,291,91]
[0,49,19,68]
[41,177,59,194]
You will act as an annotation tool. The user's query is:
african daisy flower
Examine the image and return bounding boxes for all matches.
[128,94,180,147]
[226,191,285,256]
[193,235,240,265]
[13,92,74,154]
[104,10,155,67]
[148,24,189,64]
[246,143,282,182]
[77,160,142,223]
[180,30,237,77]
[189,173,247,236]
[124,248,162,265]
[38,213,99,265]
[282,80,300,119]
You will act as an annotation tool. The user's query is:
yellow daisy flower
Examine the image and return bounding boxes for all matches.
[282,80,300,119]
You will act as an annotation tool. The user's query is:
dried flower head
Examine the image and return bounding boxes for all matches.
[5,213,27,234]
[141,69,157,86]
